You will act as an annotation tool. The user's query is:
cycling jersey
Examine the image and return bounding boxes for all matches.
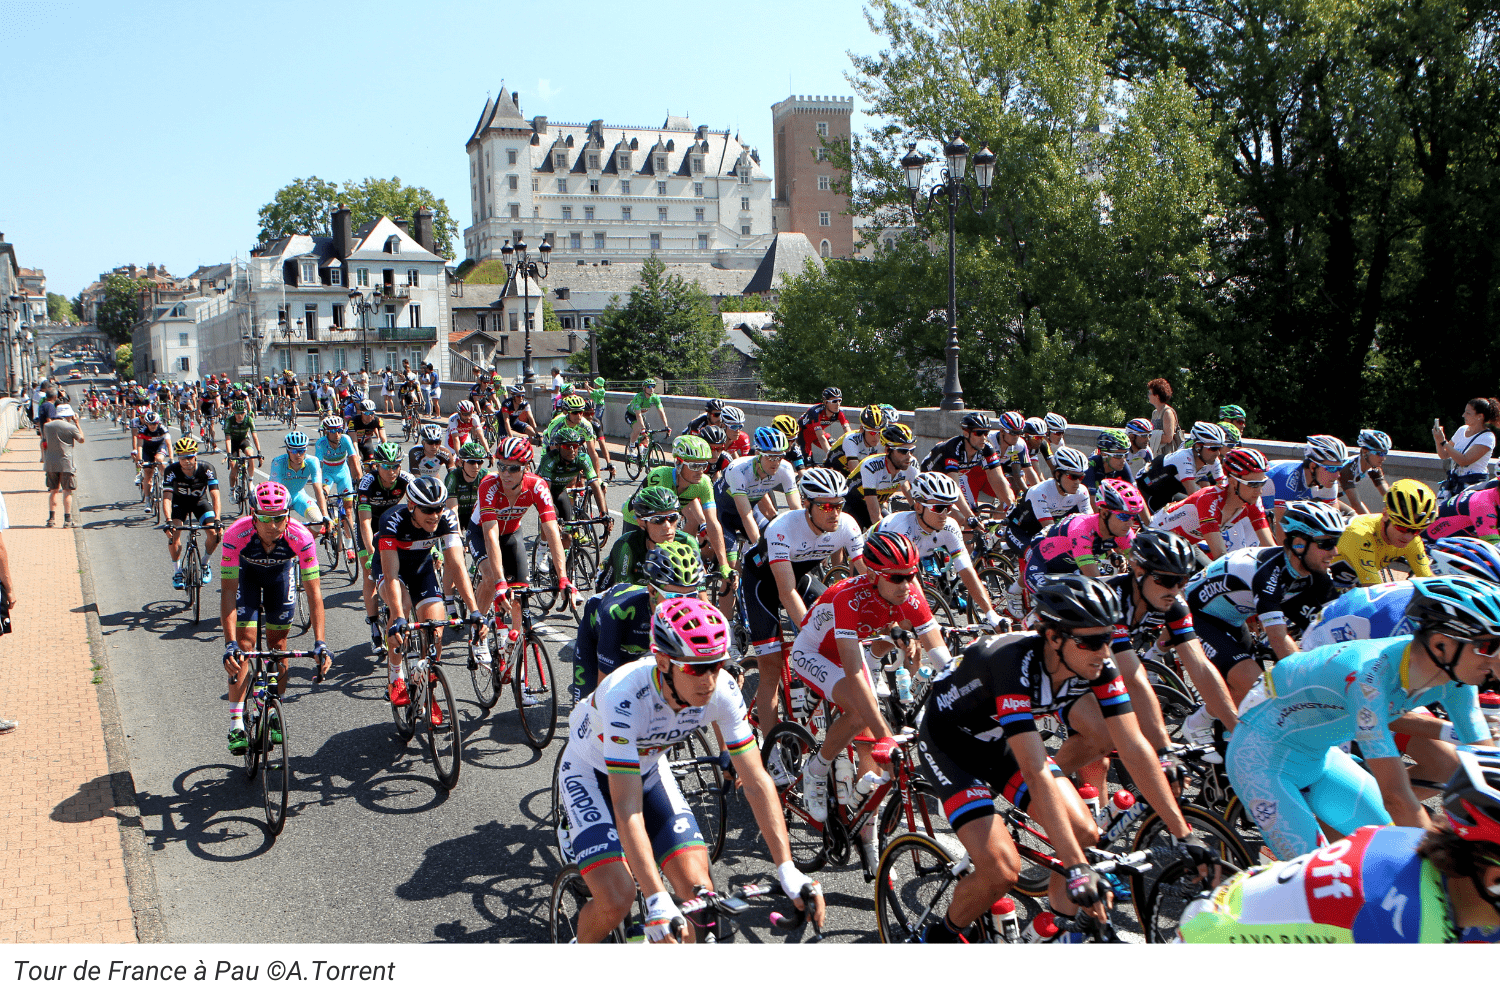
[136,422,169,459]
[348,413,383,443]
[543,413,597,449]
[475,471,557,536]
[790,573,937,695]
[745,508,864,579]
[162,462,219,517]
[535,449,597,487]
[716,454,798,505]
[1425,480,1500,542]
[1004,480,1093,550]
[268,453,323,508]
[574,583,653,698]
[1151,484,1268,545]
[1105,572,1197,653]
[828,429,880,475]
[407,444,453,478]
[443,466,485,528]
[219,516,319,582]
[315,433,357,486]
[621,466,714,528]
[1139,447,1222,508]
[445,413,478,450]
[1263,460,1337,511]
[874,509,971,573]
[355,470,415,539]
[1329,512,1433,589]
[373,504,462,580]
[625,391,662,416]
[849,453,916,502]
[596,528,701,592]
[1082,455,1137,496]
[683,413,721,439]
[797,402,849,454]
[723,429,752,458]
[224,413,256,443]
[1302,580,1415,648]
[1186,545,1335,633]
[1022,512,1132,588]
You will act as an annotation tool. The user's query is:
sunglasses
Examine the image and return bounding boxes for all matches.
[1309,537,1341,551]
[497,463,525,474]
[881,572,918,583]
[1148,572,1188,588]
[254,513,290,524]
[1064,632,1112,651]
[680,461,710,473]
[414,504,445,515]
[641,513,681,525]
[671,657,726,677]
[1237,479,1269,489]
[889,447,914,456]
[1110,511,1140,524]
[374,462,401,470]
[757,451,786,460]
[1062,473,1084,482]
[813,501,845,512]
[286,447,306,454]
[1466,637,1500,658]
[462,459,484,466]
[1317,464,1345,474]
[924,503,955,513]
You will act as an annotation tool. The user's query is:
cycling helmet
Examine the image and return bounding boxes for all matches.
[1405,576,1500,642]
[641,541,706,591]
[1096,480,1147,515]
[1385,479,1437,530]
[1218,404,1247,422]
[1023,416,1047,436]
[496,436,534,465]
[704,398,726,414]
[1222,447,1270,480]
[322,415,345,432]
[1428,537,1500,585]
[1096,429,1130,454]
[1189,421,1228,448]
[1129,529,1199,576]
[694,424,728,446]
[406,372,419,383]
[360,399,377,412]
[458,441,487,462]
[880,422,916,447]
[554,425,588,445]
[231,400,248,413]
[173,437,199,455]
[1281,500,1346,540]
[799,466,848,502]
[145,410,160,424]
[1442,749,1500,847]
[911,471,962,506]
[406,475,448,508]
[1051,446,1089,476]
[721,406,745,429]
[880,404,900,425]
[772,413,799,438]
[1303,434,1350,467]
[1044,412,1068,434]
[821,387,842,401]
[641,378,657,389]
[1217,421,1243,446]
[253,481,291,514]
[373,441,404,464]
[672,435,712,462]
[507,383,526,396]
[284,430,309,449]
[559,383,575,397]
[862,531,920,575]
[753,426,789,453]
[1358,429,1392,455]
[457,399,475,414]
[651,596,730,660]
[1033,574,1123,630]
[420,423,443,443]
[631,485,682,516]
[996,411,1026,434]
[862,405,888,430]
[561,395,586,413]
[958,412,991,433]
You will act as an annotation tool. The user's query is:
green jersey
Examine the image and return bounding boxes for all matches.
[444,466,485,526]
[543,413,597,448]
[622,465,715,527]
[627,391,662,415]
[225,413,256,440]
[598,528,702,591]
[536,449,597,486]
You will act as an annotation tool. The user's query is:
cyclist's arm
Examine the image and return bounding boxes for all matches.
[734,743,820,921]
[1179,639,1238,730]
[733,493,761,546]
[1107,647,1173,753]
[771,560,808,628]
[985,466,1015,508]
[700,502,728,575]
[357,507,375,554]
[1367,754,1437,832]
[438,533,481,615]
[1008,730,1091,868]
[606,772,672,903]
[1102,699,1192,838]
[539,517,571,589]
[305,574,328,645]
[834,633,893,740]
[377,548,407,619]
[209,484,222,522]
[653,404,667,429]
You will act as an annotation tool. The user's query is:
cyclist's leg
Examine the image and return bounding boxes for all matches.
[1225,723,1325,860]
[649,767,713,942]
[1305,745,1392,839]
[563,757,638,940]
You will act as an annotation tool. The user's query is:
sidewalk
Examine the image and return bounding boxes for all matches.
[0,431,136,943]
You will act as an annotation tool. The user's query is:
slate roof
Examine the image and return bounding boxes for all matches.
[743,233,824,294]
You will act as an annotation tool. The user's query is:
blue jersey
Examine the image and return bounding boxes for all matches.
[1263,460,1337,512]
[314,433,357,477]
[1238,636,1487,759]
[1302,581,1415,649]
[573,583,652,699]
[268,453,323,498]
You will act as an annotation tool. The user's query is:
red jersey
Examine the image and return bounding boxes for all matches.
[1151,484,1268,542]
[725,430,753,459]
[477,471,557,536]
[795,573,938,663]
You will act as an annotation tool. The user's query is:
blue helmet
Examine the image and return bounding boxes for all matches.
[1428,537,1500,585]
[1405,576,1500,643]
[753,426,789,452]
[1280,500,1345,540]
[284,430,309,449]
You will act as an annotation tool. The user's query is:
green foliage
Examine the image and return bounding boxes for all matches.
[461,261,515,284]
[114,343,132,380]
[542,298,562,331]
[69,293,84,320]
[46,293,78,324]
[717,294,771,313]
[454,259,478,280]
[95,274,155,344]
[256,176,460,259]
[593,257,724,391]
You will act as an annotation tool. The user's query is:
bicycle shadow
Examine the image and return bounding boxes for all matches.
[396,818,557,942]
[98,603,221,641]
[285,721,452,820]
[135,764,277,862]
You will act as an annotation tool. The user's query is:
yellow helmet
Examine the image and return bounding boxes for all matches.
[1385,479,1437,530]
[772,414,798,438]
[174,437,200,455]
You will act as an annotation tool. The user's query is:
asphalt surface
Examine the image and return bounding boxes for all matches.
[76,414,893,943]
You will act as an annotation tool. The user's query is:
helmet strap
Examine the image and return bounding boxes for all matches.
[1416,630,1464,682]
[659,660,687,710]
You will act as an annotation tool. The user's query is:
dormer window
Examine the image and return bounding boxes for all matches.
[330,267,342,284]
[692,156,704,174]
[301,262,316,284]
[555,151,566,168]
[617,153,630,171]
[387,236,401,254]
[587,153,599,171]
[655,155,667,172]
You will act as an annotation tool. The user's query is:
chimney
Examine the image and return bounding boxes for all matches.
[393,218,408,236]
[414,205,435,254]
[332,203,352,261]
[147,264,157,279]
[533,116,548,134]
[512,91,520,112]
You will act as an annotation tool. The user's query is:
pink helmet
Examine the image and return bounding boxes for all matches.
[1096,480,1147,516]
[253,481,291,514]
[650,597,729,660]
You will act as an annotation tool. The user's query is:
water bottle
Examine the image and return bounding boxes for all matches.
[894,665,913,706]
[1076,782,1100,822]
[915,661,933,683]
[991,897,1022,943]
[856,770,890,796]
[1022,911,1060,943]
[833,753,854,806]
[1106,789,1137,823]
[1482,692,1500,741]
[789,680,808,720]
[624,920,646,944]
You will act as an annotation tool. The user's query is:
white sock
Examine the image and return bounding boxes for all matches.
[805,751,833,780]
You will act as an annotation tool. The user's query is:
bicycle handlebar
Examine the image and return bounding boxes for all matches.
[393,617,465,633]
[155,521,222,531]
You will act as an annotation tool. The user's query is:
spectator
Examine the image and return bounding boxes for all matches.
[43,403,85,528]
[35,386,58,435]
[0,487,14,735]
[1147,377,1180,454]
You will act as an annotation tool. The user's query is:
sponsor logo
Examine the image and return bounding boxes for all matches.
[1098,677,1127,699]
[563,775,603,824]
[1250,798,1279,826]
[611,736,629,745]
[997,694,1031,714]
[1303,835,1365,929]
[1356,707,1377,732]
[934,677,983,712]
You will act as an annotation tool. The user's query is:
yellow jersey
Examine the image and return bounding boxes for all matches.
[1331,512,1433,588]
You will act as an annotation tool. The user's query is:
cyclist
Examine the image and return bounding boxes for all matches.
[1336,429,1393,515]
[375,476,486,706]
[348,398,386,465]
[598,487,702,592]
[133,410,172,507]
[556,597,822,943]
[1150,447,1274,559]
[223,397,263,496]
[875,471,1003,629]
[692,423,733,479]
[1427,476,1500,544]
[446,398,487,454]
[161,437,223,590]
[579,395,617,476]
[621,435,730,582]
[398,373,422,424]
[827,405,885,477]
[1082,429,1139,498]
[847,422,920,529]
[715,426,802,551]
[922,411,1014,516]
[268,431,328,531]
[623,377,669,456]
[535,424,609,533]
[1137,421,1228,509]
[443,441,487,533]
[743,467,868,738]
[1021,482,1146,601]
[316,415,362,561]
[797,387,848,461]
[1264,435,1352,541]
[720,406,751,458]
[219,482,330,754]
[916,574,1212,941]
[356,442,416,652]
[408,423,455,478]
[198,380,221,451]
[1218,404,1248,436]
[772,413,811,473]
[574,541,705,700]
[1185,500,1346,706]
[1029,412,1069,476]
[988,411,1041,496]
[543,394,608,474]
[683,397,726,439]
[1227,576,1500,860]
[1329,478,1436,589]
[1001,445,1094,558]
[499,383,541,443]
[468,370,498,420]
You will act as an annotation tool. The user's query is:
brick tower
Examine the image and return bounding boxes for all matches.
[771,95,854,259]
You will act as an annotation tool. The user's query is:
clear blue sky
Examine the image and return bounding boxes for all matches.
[0,0,883,299]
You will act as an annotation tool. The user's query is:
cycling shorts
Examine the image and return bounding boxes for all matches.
[141,440,165,464]
[375,554,444,611]
[468,523,528,585]
[556,752,704,875]
[235,562,297,630]
[168,501,214,524]
[958,466,1003,508]
[287,490,321,523]
[199,401,216,417]
[743,567,826,654]
[321,467,353,500]
[915,716,1063,833]
[228,437,252,458]
[788,644,876,703]
[1191,614,1255,676]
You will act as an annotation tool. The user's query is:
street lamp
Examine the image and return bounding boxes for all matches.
[348,289,376,374]
[500,237,551,384]
[900,135,996,410]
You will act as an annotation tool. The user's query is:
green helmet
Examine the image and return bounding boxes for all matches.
[1096,429,1130,454]
[561,394,586,413]
[1217,421,1243,446]
[374,441,403,464]
[673,434,712,462]
[231,399,247,413]
[631,485,681,516]
[1219,404,1247,422]
[642,541,705,590]
[554,425,588,445]
[458,441,486,461]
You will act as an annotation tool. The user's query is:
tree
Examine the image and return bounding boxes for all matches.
[717,294,771,313]
[256,176,460,259]
[114,344,132,380]
[46,293,77,324]
[593,257,723,389]
[542,298,562,331]
[95,274,154,345]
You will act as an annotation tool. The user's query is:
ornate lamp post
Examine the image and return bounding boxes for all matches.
[499,237,551,384]
[900,135,996,410]
[348,289,377,373]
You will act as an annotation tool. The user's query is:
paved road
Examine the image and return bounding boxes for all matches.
[77,417,895,943]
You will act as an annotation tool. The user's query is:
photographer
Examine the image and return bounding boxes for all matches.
[1433,397,1499,502]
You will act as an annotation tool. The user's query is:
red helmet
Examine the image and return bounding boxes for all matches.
[862,531,920,576]
[1222,447,1269,480]
[496,436,533,465]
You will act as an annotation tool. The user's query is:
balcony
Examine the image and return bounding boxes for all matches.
[377,285,412,299]
[377,326,437,342]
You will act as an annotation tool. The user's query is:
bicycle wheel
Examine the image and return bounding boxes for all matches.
[922,584,959,630]
[648,441,667,468]
[623,441,643,480]
[565,547,597,625]
[243,684,264,782]
[975,568,1011,622]
[1128,801,1254,922]
[514,637,558,749]
[530,540,559,613]
[1136,855,1244,943]
[423,663,461,789]
[320,530,342,577]
[667,730,729,862]
[261,695,289,835]
[234,479,248,516]
[183,548,201,623]
[550,746,575,864]
[876,832,977,943]
[295,578,310,631]
[468,636,502,711]
[550,865,624,943]
[759,720,827,872]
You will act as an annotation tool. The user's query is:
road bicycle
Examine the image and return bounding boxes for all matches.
[319,491,359,585]
[400,402,419,442]
[388,617,464,789]
[226,455,258,515]
[622,427,671,480]
[156,519,219,623]
[549,870,823,944]
[471,585,558,748]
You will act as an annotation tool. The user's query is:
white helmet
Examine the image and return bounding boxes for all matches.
[1304,434,1350,468]
[1189,421,1229,448]
[911,471,962,506]
[798,467,848,502]
[1051,446,1090,476]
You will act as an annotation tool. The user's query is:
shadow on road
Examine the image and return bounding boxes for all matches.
[136,764,277,862]
[396,819,556,942]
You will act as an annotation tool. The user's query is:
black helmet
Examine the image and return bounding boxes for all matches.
[695,424,728,446]
[1032,574,1122,630]
[959,412,991,433]
[821,387,842,401]
[705,398,726,414]
[1129,529,1199,577]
